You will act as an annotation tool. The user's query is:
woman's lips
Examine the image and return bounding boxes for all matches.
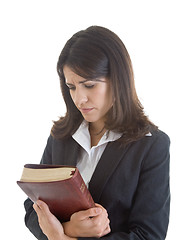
[80,108,94,114]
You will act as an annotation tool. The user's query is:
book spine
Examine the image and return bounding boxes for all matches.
[72,170,95,208]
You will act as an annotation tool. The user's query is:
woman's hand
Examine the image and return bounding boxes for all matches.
[33,200,76,240]
[63,203,111,238]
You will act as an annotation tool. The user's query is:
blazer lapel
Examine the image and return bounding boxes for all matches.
[61,137,81,166]
[89,141,130,202]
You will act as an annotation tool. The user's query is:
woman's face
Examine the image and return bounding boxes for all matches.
[63,65,113,130]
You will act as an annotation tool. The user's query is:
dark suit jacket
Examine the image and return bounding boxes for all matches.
[24,130,170,240]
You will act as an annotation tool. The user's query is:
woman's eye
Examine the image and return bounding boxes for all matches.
[84,84,95,89]
[66,85,76,90]
[69,87,75,91]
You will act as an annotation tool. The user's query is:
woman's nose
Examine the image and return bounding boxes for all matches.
[73,89,88,107]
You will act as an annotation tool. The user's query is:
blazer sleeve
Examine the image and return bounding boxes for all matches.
[24,135,53,240]
[78,132,170,240]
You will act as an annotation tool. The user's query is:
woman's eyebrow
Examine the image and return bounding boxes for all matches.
[65,80,93,85]
[79,79,105,84]
[65,79,106,85]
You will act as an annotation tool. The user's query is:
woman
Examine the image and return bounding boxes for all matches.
[24,26,170,240]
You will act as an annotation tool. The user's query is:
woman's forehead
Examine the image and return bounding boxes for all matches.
[63,65,107,84]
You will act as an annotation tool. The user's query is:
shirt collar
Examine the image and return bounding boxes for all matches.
[72,120,122,153]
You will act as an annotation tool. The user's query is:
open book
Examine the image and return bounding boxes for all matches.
[17,164,95,221]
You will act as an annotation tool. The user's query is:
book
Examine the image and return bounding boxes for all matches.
[17,164,95,221]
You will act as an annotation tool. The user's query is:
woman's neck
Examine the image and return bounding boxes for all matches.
[89,122,106,147]
[88,120,105,134]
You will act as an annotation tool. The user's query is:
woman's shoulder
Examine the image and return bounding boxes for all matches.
[126,129,170,155]
[135,129,170,159]
[149,129,170,146]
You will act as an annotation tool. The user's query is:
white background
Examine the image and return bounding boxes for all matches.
[0,0,183,239]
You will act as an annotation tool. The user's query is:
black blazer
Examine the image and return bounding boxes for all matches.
[24,130,170,240]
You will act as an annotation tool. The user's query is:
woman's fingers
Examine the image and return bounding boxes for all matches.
[71,207,102,221]
[33,200,65,239]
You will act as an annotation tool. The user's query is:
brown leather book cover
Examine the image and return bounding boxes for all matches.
[17,164,95,221]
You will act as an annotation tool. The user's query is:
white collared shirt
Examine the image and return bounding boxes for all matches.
[72,121,122,187]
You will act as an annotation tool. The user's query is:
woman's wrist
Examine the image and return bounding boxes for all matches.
[62,221,76,237]
[48,233,77,240]
[63,235,77,240]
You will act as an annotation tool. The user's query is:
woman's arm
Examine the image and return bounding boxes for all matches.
[24,135,53,240]
[78,132,170,240]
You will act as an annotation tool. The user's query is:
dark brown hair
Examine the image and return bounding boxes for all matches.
[51,26,157,144]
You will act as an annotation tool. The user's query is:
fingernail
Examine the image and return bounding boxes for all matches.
[36,201,41,209]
